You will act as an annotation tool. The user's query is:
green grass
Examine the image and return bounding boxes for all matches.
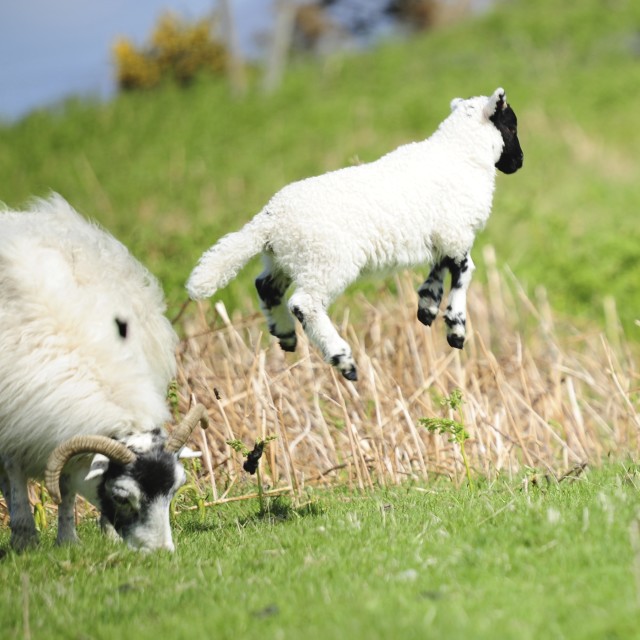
[1,0,639,332]
[2,465,640,639]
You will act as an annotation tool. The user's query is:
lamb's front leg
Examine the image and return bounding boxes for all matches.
[417,260,448,326]
[443,254,475,349]
[288,290,357,381]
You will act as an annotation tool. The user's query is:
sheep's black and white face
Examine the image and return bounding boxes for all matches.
[489,100,523,175]
[95,439,187,552]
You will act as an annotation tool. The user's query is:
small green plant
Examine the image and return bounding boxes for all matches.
[227,436,277,514]
[34,484,48,532]
[173,481,207,523]
[420,389,473,489]
[166,380,180,421]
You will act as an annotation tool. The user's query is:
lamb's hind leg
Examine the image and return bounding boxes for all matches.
[288,290,357,381]
[443,253,475,349]
[255,257,296,352]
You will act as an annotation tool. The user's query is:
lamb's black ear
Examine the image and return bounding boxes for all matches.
[483,87,507,119]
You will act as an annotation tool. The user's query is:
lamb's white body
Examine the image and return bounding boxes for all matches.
[188,88,523,379]
[0,195,180,551]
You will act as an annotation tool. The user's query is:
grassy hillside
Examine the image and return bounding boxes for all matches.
[1,0,639,333]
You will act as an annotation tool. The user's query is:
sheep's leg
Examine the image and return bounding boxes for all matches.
[56,474,79,545]
[417,260,448,326]
[288,290,357,381]
[2,458,38,551]
[0,465,11,513]
[443,254,475,349]
[255,258,296,352]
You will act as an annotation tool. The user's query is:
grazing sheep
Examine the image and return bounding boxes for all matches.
[0,195,208,552]
[187,87,523,380]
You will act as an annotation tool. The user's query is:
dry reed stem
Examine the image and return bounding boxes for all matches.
[174,253,640,498]
[180,486,294,511]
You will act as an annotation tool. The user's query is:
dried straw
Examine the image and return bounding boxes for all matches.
[4,250,637,525]
[176,249,640,495]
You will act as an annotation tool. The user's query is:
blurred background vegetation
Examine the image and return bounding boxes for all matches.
[1,0,639,335]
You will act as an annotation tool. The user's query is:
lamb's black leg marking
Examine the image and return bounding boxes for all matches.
[417,260,448,326]
[443,254,474,350]
[255,273,284,310]
[255,266,296,352]
[289,289,357,381]
[291,305,305,324]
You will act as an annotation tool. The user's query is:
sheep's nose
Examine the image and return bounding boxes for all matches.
[128,536,175,553]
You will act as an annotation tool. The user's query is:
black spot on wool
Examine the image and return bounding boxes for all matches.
[115,318,128,339]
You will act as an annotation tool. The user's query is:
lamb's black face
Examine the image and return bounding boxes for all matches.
[490,105,524,174]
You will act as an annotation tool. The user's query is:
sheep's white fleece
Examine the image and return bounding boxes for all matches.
[187,93,505,303]
[0,195,177,478]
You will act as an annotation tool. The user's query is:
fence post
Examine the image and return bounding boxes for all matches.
[218,0,248,97]
[263,0,297,94]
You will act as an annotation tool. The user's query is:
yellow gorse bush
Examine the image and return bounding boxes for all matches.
[113,39,162,90]
[113,12,227,91]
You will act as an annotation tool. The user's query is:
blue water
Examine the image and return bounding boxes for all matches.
[0,0,271,122]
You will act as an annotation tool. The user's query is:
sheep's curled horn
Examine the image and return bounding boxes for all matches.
[44,404,209,504]
[45,436,136,504]
[165,403,209,452]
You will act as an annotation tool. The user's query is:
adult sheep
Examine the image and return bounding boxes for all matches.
[187,87,524,381]
[0,195,207,552]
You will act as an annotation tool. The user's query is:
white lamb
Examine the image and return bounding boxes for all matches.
[0,195,207,552]
[188,87,523,380]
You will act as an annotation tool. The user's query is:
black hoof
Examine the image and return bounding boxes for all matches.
[447,334,465,350]
[342,367,358,382]
[330,353,358,381]
[279,340,297,353]
[417,307,436,326]
[276,331,297,352]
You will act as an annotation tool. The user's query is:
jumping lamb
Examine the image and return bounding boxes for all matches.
[187,87,523,381]
[0,195,208,552]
